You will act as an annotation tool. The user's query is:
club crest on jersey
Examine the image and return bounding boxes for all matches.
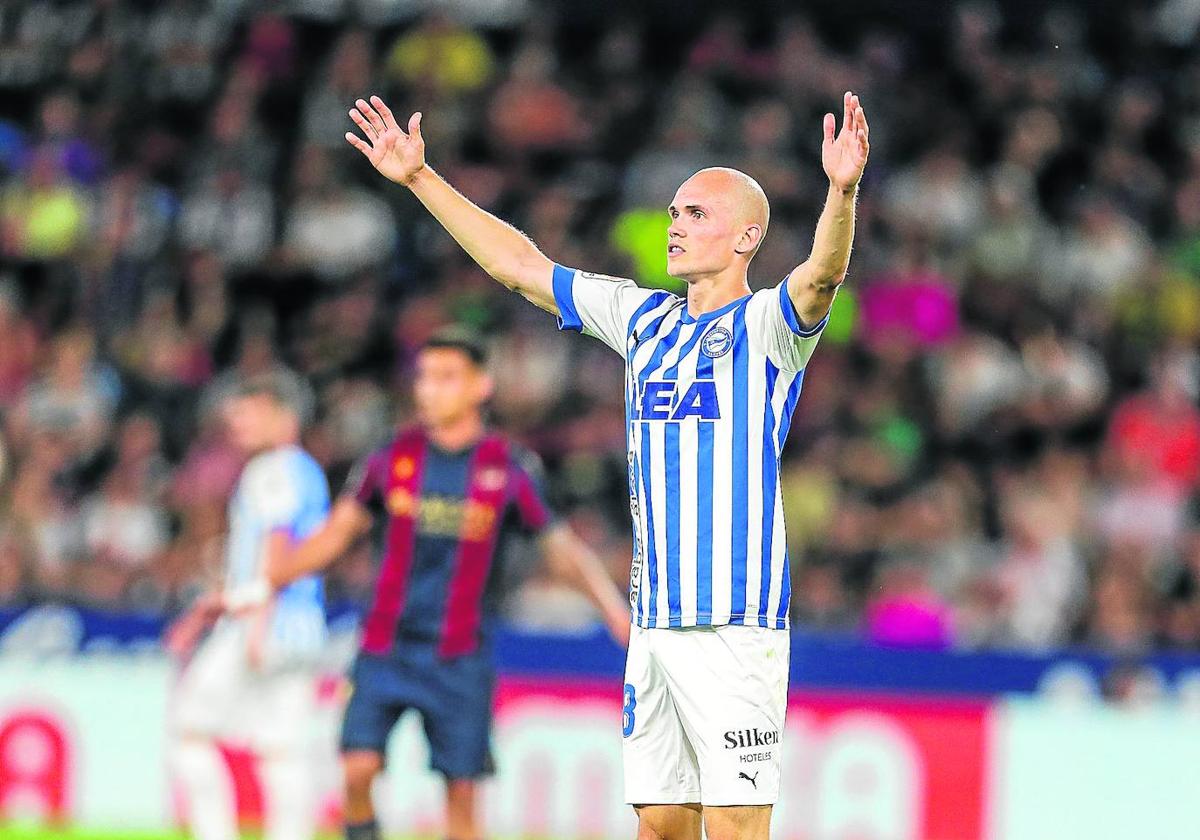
[476,467,507,491]
[701,326,733,358]
[393,456,415,479]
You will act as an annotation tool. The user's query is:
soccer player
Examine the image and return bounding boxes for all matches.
[266,330,632,840]
[166,372,330,840]
[342,90,869,839]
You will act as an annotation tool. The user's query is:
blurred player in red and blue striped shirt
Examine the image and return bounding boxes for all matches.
[268,329,630,840]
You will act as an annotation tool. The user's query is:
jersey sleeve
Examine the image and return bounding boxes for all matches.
[342,447,387,508]
[291,457,331,541]
[551,263,677,356]
[745,277,831,372]
[509,447,556,536]
[246,455,303,533]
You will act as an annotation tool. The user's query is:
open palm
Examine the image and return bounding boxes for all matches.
[822,91,870,192]
[346,95,426,186]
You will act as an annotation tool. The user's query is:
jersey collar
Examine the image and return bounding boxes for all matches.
[679,293,752,325]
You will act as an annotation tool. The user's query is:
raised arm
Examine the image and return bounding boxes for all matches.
[265,497,372,590]
[786,92,870,327]
[346,95,557,313]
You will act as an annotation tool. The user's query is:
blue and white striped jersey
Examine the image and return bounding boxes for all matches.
[553,264,827,630]
[226,445,330,658]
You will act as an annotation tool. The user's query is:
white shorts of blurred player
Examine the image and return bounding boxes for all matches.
[622,624,790,808]
[173,620,317,754]
[171,619,322,840]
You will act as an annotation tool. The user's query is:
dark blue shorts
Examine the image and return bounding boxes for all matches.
[340,641,496,779]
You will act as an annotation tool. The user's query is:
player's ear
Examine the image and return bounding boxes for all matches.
[735,224,763,256]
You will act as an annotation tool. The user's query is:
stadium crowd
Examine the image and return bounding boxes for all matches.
[1,0,1200,654]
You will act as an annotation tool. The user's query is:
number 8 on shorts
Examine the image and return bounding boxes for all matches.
[622,683,637,737]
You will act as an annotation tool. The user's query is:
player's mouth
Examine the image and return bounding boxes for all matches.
[667,244,685,258]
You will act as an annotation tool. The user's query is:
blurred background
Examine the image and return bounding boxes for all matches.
[2,0,1200,838]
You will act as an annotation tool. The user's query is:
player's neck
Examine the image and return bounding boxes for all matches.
[426,415,485,453]
[684,269,752,318]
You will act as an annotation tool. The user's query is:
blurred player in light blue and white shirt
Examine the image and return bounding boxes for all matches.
[167,371,329,840]
[224,419,329,665]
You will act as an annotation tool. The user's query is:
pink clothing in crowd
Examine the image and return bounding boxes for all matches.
[860,271,960,349]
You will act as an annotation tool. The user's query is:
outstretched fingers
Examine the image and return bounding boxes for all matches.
[842,91,853,135]
[823,112,836,145]
[345,131,372,156]
[855,103,870,160]
[349,107,378,142]
[370,95,401,132]
[355,98,387,137]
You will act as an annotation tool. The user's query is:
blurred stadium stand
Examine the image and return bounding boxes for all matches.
[2,0,1200,659]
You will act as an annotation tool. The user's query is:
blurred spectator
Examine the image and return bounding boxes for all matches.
[1018,327,1109,429]
[385,12,495,97]
[993,484,1086,648]
[11,327,119,459]
[883,144,985,248]
[30,91,103,186]
[95,166,177,269]
[302,29,374,150]
[1046,196,1152,302]
[1105,349,1200,491]
[927,332,1023,440]
[1084,556,1155,653]
[143,0,226,103]
[2,150,91,260]
[968,168,1046,285]
[0,284,40,407]
[0,529,30,608]
[860,245,960,353]
[239,12,297,86]
[179,166,275,269]
[281,145,396,283]
[865,560,955,650]
[792,561,855,632]
[487,38,587,155]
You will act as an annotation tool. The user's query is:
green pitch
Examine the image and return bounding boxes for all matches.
[0,830,438,840]
[0,827,561,840]
[1,832,191,840]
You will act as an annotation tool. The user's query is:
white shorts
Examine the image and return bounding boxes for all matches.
[172,622,317,754]
[622,624,790,807]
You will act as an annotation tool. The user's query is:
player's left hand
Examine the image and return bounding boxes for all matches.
[163,590,225,659]
[822,91,870,192]
[195,589,226,619]
[164,616,200,659]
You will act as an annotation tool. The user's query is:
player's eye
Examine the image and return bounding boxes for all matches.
[692,209,704,219]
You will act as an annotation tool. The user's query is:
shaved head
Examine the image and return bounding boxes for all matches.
[667,167,772,284]
[686,167,770,240]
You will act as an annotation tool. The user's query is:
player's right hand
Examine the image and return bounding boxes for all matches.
[346,95,426,186]
[603,603,632,649]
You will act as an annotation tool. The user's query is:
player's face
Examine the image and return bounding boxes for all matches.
[225,393,282,454]
[414,348,491,429]
[666,174,743,281]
